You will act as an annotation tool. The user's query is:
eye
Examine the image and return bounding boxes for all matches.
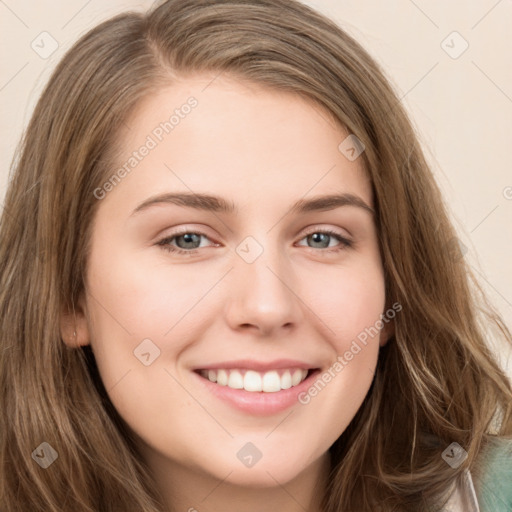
[156,227,353,256]
[296,228,352,253]
[156,230,216,255]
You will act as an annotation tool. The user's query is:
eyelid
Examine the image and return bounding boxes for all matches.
[156,227,218,251]
[157,224,351,244]
[300,224,351,239]
[156,223,353,257]
[296,226,353,252]
[156,225,216,242]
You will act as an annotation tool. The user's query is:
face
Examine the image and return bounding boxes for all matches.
[67,74,390,488]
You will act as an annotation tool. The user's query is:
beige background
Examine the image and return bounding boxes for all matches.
[1,0,511,374]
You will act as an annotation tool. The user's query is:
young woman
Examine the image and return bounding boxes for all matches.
[1,1,511,511]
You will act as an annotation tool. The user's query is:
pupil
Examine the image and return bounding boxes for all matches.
[310,233,328,248]
[179,233,200,248]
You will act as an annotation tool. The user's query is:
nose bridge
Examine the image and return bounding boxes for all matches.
[225,234,301,333]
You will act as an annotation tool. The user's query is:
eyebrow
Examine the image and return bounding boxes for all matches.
[130,192,374,217]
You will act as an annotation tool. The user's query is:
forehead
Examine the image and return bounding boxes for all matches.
[103,73,372,214]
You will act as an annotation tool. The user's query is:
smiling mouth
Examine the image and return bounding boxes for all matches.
[195,367,316,393]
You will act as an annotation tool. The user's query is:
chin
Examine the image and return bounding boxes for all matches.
[203,449,319,488]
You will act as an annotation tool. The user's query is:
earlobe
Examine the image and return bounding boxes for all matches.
[60,295,90,348]
[379,318,395,347]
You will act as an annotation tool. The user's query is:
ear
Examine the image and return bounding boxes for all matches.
[60,294,91,348]
[379,316,395,347]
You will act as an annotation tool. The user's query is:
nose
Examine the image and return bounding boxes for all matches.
[223,245,303,337]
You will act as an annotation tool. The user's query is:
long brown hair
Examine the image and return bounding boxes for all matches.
[1,1,511,510]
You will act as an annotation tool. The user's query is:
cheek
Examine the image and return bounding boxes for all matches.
[84,238,215,403]
[84,246,203,446]
[305,259,386,349]
[295,272,384,450]
[296,258,385,411]
[86,240,218,342]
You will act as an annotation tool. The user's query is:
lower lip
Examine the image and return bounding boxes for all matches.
[192,369,321,416]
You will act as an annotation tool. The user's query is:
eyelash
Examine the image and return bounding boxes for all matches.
[156,228,353,256]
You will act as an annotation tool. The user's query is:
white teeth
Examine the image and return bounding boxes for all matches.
[217,369,228,386]
[199,367,311,392]
[227,370,244,389]
[244,370,262,392]
[280,370,292,389]
[292,369,304,386]
[262,371,281,392]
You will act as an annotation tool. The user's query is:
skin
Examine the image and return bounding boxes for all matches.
[62,74,392,512]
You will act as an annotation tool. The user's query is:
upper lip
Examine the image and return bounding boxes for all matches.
[193,359,319,372]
